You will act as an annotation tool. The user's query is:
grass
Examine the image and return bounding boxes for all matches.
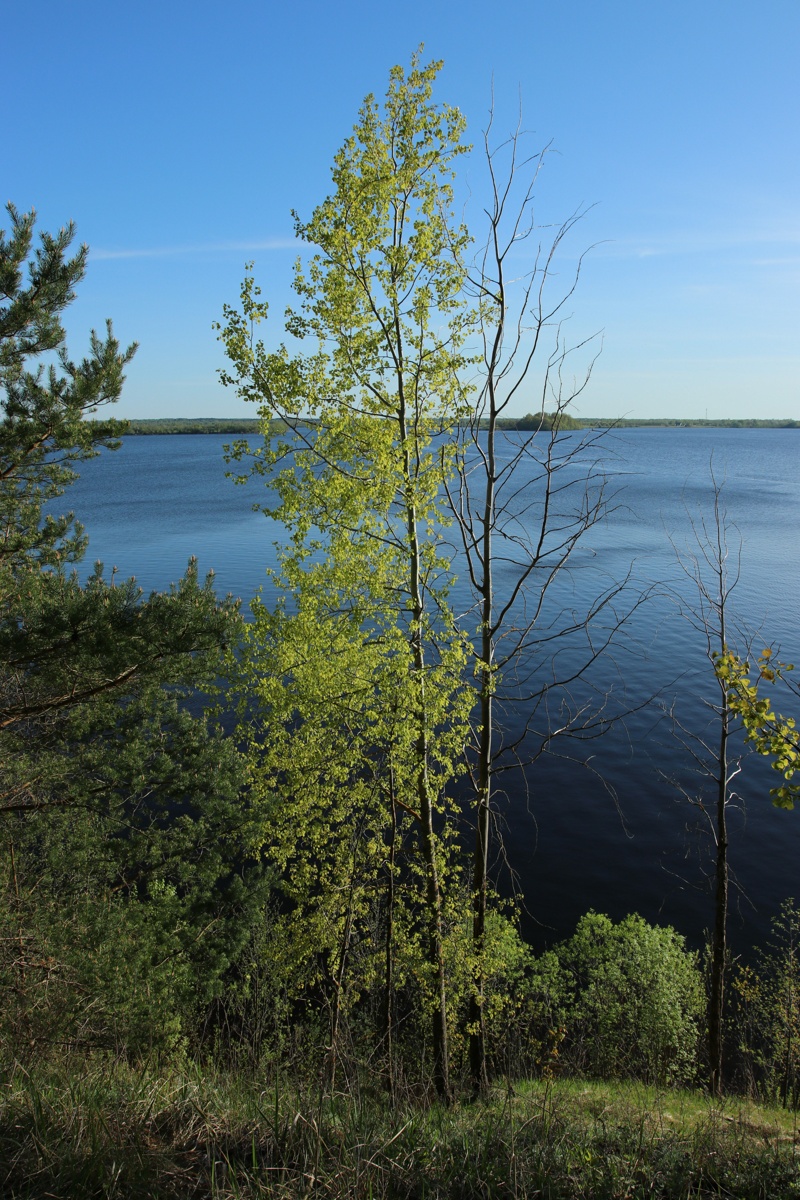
[1,1059,799,1198]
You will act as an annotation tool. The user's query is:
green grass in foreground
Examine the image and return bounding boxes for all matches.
[1,1061,799,1198]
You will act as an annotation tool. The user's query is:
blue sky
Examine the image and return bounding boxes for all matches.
[6,0,799,420]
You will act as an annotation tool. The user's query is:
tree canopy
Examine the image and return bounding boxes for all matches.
[0,204,268,1054]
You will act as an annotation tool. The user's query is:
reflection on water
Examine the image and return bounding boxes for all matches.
[65,428,800,955]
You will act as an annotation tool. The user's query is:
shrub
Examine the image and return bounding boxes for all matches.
[732,898,800,1107]
[532,911,703,1085]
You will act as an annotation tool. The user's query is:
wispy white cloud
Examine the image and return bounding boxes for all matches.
[91,237,298,261]
[750,256,800,267]
[599,225,800,262]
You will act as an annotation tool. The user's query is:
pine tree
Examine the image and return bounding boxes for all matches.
[0,205,266,1055]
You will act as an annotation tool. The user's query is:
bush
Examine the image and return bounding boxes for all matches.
[531,912,703,1085]
[0,693,271,1061]
[732,898,800,1107]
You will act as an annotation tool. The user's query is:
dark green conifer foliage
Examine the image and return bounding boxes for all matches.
[0,205,265,1056]
[0,203,134,569]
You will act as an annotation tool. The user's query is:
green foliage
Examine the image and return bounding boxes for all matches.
[714,647,799,808]
[733,899,800,1107]
[218,54,478,1096]
[533,912,704,1085]
[0,558,237,740]
[443,900,535,1075]
[0,203,134,570]
[0,205,268,1061]
[1,680,268,1056]
[577,416,800,428]
[504,410,582,432]
[125,417,264,434]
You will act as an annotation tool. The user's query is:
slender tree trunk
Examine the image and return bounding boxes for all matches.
[412,620,451,1102]
[780,916,796,1108]
[709,498,730,1099]
[708,700,729,1096]
[327,848,358,1093]
[384,767,397,1104]
[396,315,451,1101]
[469,413,497,1097]
[402,446,451,1102]
[9,841,26,992]
[469,657,492,1095]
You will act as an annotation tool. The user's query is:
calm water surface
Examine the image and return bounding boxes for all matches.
[64,429,800,955]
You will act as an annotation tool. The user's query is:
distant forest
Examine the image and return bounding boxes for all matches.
[123,414,800,435]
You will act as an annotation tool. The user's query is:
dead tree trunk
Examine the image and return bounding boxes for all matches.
[447,118,628,1096]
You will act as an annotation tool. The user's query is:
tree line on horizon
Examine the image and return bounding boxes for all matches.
[2,55,798,1113]
[120,414,799,435]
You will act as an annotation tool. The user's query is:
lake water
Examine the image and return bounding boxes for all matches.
[62,428,800,956]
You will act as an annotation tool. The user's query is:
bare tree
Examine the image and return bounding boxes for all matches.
[446,116,635,1095]
[668,473,745,1096]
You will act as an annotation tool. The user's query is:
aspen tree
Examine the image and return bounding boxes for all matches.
[219,54,475,1100]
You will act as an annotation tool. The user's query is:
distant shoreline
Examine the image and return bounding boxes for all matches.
[121,416,800,435]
